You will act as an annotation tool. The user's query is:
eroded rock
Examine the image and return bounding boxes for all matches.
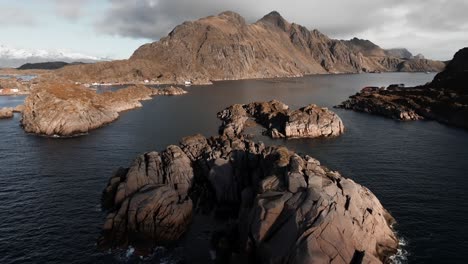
[100,133,397,263]
[21,79,187,137]
[218,100,345,138]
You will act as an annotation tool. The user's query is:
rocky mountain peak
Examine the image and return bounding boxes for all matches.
[218,10,246,25]
[257,11,290,31]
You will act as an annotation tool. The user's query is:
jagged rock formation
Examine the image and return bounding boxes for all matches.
[56,11,445,84]
[218,100,344,138]
[0,107,13,119]
[21,79,187,137]
[99,107,398,263]
[337,47,468,129]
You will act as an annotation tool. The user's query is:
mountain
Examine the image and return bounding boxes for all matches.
[384,48,413,59]
[17,61,87,70]
[343,37,387,57]
[0,44,104,68]
[56,11,446,84]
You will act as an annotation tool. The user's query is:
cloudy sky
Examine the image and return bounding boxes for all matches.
[1,0,466,60]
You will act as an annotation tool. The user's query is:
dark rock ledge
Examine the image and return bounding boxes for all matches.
[99,103,397,264]
[336,47,468,130]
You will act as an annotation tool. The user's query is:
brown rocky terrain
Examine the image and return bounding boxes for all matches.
[343,38,445,72]
[153,86,188,96]
[21,79,187,137]
[0,107,14,119]
[337,47,468,129]
[55,11,445,84]
[218,100,344,138]
[0,77,32,95]
[100,109,398,263]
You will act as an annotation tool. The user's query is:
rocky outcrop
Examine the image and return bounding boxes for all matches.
[21,79,187,137]
[218,100,344,138]
[55,11,445,84]
[153,86,188,96]
[337,47,468,129]
[13,105,25,113]
[100,111,398,263]
[0,107,14,119]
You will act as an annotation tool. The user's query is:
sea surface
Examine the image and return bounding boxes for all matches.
[0,73,467,264]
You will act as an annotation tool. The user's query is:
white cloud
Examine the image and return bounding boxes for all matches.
[54,0,89,21]
[0,5,36,26]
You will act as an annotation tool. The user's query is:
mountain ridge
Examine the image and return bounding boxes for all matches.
[56,11,446,84]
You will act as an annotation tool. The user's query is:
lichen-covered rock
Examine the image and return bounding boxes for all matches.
[21,79,188,137]
[218,100,345,138]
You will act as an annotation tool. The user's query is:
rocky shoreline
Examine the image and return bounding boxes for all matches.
[337,48,468,129]
[99,105,398,263]
[218,100,344,139]
[21,79,187,137]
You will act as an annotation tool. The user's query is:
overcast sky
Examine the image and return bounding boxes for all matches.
[1,0,466,60]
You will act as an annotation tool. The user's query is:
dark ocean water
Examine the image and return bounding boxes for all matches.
[0,73,467,263]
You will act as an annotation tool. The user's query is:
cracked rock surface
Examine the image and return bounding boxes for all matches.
[218,100,345,139]
[100,126,396,263]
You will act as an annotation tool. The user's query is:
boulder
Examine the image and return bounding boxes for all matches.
[0,107,14,119]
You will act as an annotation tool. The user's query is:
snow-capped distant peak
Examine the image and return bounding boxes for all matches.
[0,44,107,68]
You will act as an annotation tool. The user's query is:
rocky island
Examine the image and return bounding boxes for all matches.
[218,100,344,138]
[337,47,468,129]
[99,107,398,263]
[21,79,187,137]
[54,11,445,85]
[0,107,14,119]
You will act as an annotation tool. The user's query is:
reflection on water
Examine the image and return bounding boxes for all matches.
[0,73,467,264]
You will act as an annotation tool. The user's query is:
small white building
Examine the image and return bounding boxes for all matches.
[144,79,150,84]
[11,88,19,93]
[184,81,192,86]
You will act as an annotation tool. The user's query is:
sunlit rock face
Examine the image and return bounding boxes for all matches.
[100,129,397,263]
